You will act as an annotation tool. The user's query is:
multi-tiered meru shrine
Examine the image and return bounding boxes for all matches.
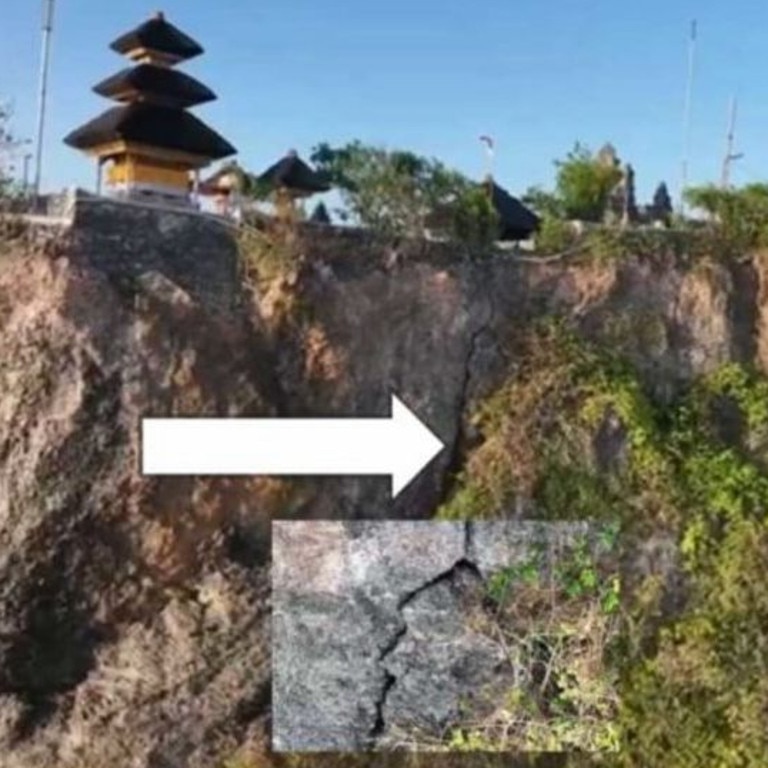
[64,12,236,206]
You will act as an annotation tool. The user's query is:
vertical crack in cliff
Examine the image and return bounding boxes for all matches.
[440,263,498,505]
[368,524,478,747]
[465,520,475,562]
[729,259,760,364]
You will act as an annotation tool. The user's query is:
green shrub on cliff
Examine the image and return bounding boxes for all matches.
[533,215,578,254]
[438,321,768,765]
[555,144,623,223]
[523,144,622,226]
[449,183,501,249]
[443,525,622,753]
[684,183,768,251]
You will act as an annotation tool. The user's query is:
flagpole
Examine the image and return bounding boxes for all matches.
[33,0,55,199]
[680,19,697,217]
[720,96,743,189]
[479,135,494,191]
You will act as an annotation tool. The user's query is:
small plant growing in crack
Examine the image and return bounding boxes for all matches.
[442,523,622,753]
[485,542,545,609]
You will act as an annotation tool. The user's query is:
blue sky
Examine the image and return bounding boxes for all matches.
[1,0,766,204]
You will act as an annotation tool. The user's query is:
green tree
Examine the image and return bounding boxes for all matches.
[554,143,623,222]
[684,183,768,249]
[449,183,500,248]
[0,103,31,205]
[309,201,331,224]
[0,103,17,198]
[310,141,497,244]
[522,185,563,219]
[651,181,673,223]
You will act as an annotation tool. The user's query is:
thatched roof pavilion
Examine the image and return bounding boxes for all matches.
[257,150,331,198]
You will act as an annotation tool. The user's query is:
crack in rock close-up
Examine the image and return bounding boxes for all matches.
[271,519,611,752]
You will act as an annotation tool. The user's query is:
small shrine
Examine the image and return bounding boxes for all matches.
[257,150,330,218]
[63,12,236,206]
[309,201,332,225]
[483,175,540,241]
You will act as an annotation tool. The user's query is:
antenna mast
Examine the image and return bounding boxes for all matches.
[33,0,55,199]
[479,135,495,181]
[680,19,697,216]
[720,96,743,189]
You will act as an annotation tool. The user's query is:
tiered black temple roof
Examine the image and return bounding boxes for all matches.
[65,104,235,159]
[64,12,235,161]
[258,151,331,195]
[93,64,216,108]
[110,12,204,62]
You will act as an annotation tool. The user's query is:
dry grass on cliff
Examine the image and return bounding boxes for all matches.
[0,211,31,257]
[438,319,636,522]
[0,214,73,263]
[238,223,294,288]
[237,209,305,288]
[372,526,621,755]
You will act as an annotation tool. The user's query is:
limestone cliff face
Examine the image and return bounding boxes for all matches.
[269,232,760,519]
[0,213,764,766]
[0,249,277,767]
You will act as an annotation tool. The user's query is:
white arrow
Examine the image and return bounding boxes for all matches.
[141,394,445,498]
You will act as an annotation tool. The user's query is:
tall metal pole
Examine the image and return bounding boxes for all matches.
[680,19,697,216]
[720,97,743,189]
[23,153,32,194]
[33,0,55,199]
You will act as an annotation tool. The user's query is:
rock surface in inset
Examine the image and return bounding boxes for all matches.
[379,562,511,745]
[272,520,614,752]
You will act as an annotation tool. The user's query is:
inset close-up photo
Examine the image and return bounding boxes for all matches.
[272,520,622,753]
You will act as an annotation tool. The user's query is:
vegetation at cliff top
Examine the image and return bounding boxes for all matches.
[310,141,500,246]
[684,182,768,251]
[260,139,761,264]
[302,140,768,266]
[0,104,15,197]
[0,104,26,203]
[523,143,623,223]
